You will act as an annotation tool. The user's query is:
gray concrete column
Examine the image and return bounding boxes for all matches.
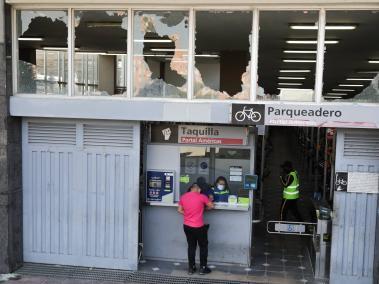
[0,0,23,273]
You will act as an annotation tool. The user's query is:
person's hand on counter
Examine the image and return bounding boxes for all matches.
[205,201,215,210]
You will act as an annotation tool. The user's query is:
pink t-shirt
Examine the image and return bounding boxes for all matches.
[179,192,210,228]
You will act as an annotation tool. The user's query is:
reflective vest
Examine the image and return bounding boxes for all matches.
[213,188,229,202]
[283,171,300,200]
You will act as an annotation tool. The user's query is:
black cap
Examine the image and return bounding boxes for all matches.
[281,161,293,169]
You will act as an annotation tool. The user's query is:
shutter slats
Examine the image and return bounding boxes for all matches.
[343,132,379,159]
[28,122,76,145]
[83,124,134,148]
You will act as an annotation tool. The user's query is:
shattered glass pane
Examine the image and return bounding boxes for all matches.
[17,10,68,94]
[322,10,379,103]
[258,10,318,102]
[194,11,252,100]
[74,10,128,96]
[133,11,189,98]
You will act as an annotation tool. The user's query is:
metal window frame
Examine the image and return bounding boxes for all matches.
[191,8,255,102]
[10,3,379,106]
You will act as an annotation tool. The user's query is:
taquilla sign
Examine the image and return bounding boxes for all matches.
[231,104,378,128]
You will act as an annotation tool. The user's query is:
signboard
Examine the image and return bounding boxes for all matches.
[335,172,379,193]
[231,104,265,125]
[231,104,379,128]
[335,172,348,192]
[347,172,379,194]
[244,174,258,190]
[150,124,178,143]
[178,125,248,145]
[274,223,306,234]
[151,124,248,145]
[146,170,175,203]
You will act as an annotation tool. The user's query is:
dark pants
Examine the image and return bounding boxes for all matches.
[280,199,303,222]
[183,224,209,268]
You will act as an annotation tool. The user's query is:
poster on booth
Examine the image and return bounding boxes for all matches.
[146,170,175,204]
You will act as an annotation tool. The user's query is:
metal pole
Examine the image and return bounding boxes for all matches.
[329,131,336,202]
[260,134,265,201]
[315,128,320,195]
[322,129,328,199]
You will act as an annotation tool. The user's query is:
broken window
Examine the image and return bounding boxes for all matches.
[322,10,379,103]
[74,10,128,96]
[17,10,68,94]
[258,11,319,102]
[133,11,189,98]
[194,11,252,100]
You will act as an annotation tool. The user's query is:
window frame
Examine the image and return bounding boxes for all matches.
[11,4,379,106]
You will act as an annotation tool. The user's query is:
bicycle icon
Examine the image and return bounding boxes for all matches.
[234,106,262,122]
[335,178,347,186]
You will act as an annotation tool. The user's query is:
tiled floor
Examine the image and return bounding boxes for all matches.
[138,230,328,284]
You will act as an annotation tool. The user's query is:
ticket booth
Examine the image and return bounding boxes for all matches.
[141,123,256,266]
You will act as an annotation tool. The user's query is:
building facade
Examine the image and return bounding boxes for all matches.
[1,0,379,283]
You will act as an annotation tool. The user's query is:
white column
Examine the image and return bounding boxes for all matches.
[250,9,259,102]
[315,9,326,104]
[68,8,73,96]
[126,8,133,99]
[187,8,195,100]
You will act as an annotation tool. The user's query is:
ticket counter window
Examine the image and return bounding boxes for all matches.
[179,147,250,202]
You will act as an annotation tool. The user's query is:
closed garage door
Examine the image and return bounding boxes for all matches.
[22,119,140,270]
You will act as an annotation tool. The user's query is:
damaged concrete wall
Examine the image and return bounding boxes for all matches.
[0,0,23,273]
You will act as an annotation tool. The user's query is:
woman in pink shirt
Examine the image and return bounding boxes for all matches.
[178,183,214,275]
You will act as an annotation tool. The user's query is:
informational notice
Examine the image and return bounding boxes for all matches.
[184,158,197,174]
[230,166,243,182]
[335,172,379,194]
[198,158,210,175]
[146,170,175,203]
[335,172,348,192]
[347,172,379,194]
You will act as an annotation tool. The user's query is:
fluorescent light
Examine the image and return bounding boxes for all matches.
[278,87,303,90]
[107,53,127,56]
[368,60,379,64]
[18,37,44,41]
[195,54,219,58]
[324,96,343,99]
[339,84,364,87]
[278,76,306,80]
[283,59,316,63]
[280,69,311,73]
[284,50,317,54]
[43,47,69,51]
[278,82,303,86]
[325,25,356,30]
[286,40,339,44]
[346,78,373,81]
[326,92,348,96]
[290,25,356,30]
[151,48,187,52]
[134,39,172,43]
[332,88,355,92]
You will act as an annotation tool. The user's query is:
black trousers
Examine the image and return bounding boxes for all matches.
[280,199,303,222]
[183,224,209,268]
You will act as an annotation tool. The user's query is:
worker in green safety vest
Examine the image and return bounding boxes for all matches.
[280,161,303,222]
